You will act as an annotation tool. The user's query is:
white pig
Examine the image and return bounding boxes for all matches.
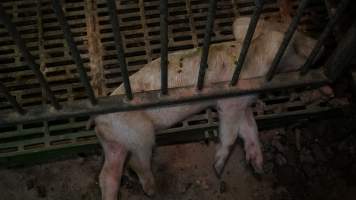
[92,16,317,200]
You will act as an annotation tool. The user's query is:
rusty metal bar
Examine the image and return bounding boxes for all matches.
[160,0,168,95]
[0,4,61,110]
[0,83,26,115]
[0,70,328,125]
[266,0,311,81]
[231,0,265,86]
[52,0,97,105]
[106,0,133,100]
[300,0,350,75]
[325,19,356,81]
[197,0,217,90]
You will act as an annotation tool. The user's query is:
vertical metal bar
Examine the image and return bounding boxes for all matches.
[106,0,133,100]
[160,0,168,95]
[197,0,217,90]
[300,0,350,75]
[230,0,265,86]
[0,4,61,109]
[325,20,356,81]
[266,0,311,81]
[52,0,97,105]
[0,83,26,115]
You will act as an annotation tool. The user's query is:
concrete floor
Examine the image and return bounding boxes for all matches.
[1,119,356,200]
[0,142,273,200]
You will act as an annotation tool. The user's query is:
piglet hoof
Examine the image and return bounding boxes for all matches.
[251,160,264,174]
[143,181,156,197]
[245,143,264,174]
[213,160,225,179]
[143,188,155,198]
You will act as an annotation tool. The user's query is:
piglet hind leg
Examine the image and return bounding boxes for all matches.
[214,100,245,178]
[96,127,128,200]
[128,145,156,196]
[239,108,264,173]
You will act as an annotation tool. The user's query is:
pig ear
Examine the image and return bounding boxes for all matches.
[232,17,264,43]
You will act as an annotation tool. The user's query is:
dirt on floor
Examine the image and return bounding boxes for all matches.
[1,118,356,200]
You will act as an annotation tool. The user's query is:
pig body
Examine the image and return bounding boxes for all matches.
[93,17,317,200]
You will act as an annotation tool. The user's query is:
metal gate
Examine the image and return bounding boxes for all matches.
[0,0,353,166]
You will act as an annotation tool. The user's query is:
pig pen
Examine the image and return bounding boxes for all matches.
[0,0,355,199]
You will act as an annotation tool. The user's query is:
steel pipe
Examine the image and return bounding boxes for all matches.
[197,0,217,90]
[325,20,356,81]
[0,83,26,115]
[0,4,61,109]
[266,0,311,81]
[300,0,350,75]
[52,0,97,105]
[160,0,169,95]
[231,0,265,86]
[0,70,328,126]
[106,0,133,100]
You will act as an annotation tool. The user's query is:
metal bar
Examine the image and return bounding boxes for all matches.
[0,69,328,125]
[266,0,311,81]
[325,20,356,81]
[0,105,347,166]
[196,0,217,90]
[106,0,133,100]
[300,0,350,75]
[52,0,97,105]
[0,83,26,115]
[0,4,61,110]
[230,0,265,86]
[160,0,168,95]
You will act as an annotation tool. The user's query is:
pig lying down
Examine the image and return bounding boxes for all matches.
[92,16,319,200]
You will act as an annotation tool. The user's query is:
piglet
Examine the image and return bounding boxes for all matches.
[92,16,317,200]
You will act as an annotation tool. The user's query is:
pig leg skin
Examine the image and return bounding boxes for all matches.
[214,98,250,177]
[214,104,242,177]
[239,108,263,173]
[127,143,156,196]
[107,112,157,197]
[96,126,128,200]
[214,97,263,176]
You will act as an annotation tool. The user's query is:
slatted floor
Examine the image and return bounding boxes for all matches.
[0,0,332,159]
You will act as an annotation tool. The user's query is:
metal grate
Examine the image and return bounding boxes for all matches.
[0,0,333,159]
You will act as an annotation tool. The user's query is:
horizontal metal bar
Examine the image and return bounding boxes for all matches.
[160,0,168,95]
[0,105,348,166]
[197,0,217,90]
[106,0,133,100]
[0,69,329,126]
[231,0,265,86]
[52,0,97,105]
[300,0,350,75]
[0,83,26,115]
[266,0,311,81]
[0,143,99,168]
[0,136,98,159]
[0,4,61,110]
